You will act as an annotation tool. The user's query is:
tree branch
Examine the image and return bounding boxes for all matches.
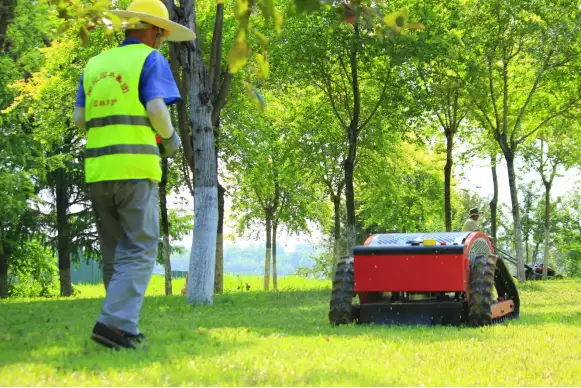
[517,96,581,144]
[323,73,348,129]
[338,54,354,122]
[209,4,224,95]
[487,58,501,134]
[512,49,554,145]
[357,73,389,133]
[211,71,232,126]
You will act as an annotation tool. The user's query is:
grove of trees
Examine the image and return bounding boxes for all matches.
[1,0,581,300]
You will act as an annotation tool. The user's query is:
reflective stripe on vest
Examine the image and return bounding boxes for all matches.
[83,43,162,183]
[85,144,160,158]
[85,115,152,130]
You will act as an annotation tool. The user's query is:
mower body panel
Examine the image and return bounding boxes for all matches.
[353,232,492,294]
[354,248,467,292]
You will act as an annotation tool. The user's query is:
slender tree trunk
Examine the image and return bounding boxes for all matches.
[160,159,172,296]
[332,195,341,271]
[345,24,360,254]
[214,182,225,293]
[444,129,454,232]
[344,155,357,253]
[264,215,272,290]
[56,167,72,297]
[506,154,526,281]
[181,0,218,305]
[0,250,8,299]
[0,0,15,53]
[210,1,228,295]
[272,219,278,290]
[489,153,498,242]
[542,182,552,279]
[532,243,540,266]
[166,1,194,177]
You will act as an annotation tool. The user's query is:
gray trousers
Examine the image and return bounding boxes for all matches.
[89,180,159,335]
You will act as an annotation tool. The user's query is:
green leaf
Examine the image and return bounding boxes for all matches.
[384,10,408,29]
[274,10,283,34]
[235,0,249,20]
[244,82,266,111]
[79,25,89,46]
[255,30,269,51]
[227,39,249,73]
[293,0,321,14]
[255,53,269,79]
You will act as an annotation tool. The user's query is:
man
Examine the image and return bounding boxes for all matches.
[72,0,195,350]
[463,207,482,232]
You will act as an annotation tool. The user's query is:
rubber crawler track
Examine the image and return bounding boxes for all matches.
[467,254,497,327]
[329,256,354,325]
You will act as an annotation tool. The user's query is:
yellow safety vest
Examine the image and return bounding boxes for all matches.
[83,43,161,183]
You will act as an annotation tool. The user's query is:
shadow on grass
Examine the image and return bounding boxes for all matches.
[0,294,249,371]
[1,286,579,373]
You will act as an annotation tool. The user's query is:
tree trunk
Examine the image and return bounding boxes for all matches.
[344,24,360,254]
[166,1,194,178]
[344,157,356,253]
[332,194,341,271]
[542,181,552,279]
[264,215,272,290]
[160,159,172,296]
[272,219,278,290]
[214,182,225,294]
[56,167,72,297]
[444,128,454,232]
[182,0,218,306]
[532,243,540,266]
[489,153,498,242]
[0,251,8,299]
[506,154,526,281]
[0,0,15,53]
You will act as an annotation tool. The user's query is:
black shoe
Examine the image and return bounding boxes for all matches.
[127,332,146,344]
[91,322,140,350]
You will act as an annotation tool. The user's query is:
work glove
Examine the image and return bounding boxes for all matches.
[156,131,181,158]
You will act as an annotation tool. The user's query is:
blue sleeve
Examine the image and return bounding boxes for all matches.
[139,51,181,107]
[75,73,85,107]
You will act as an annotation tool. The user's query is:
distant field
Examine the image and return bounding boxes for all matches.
[1,275,580,386]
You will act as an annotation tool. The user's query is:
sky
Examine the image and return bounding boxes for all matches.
[456,155,580,208]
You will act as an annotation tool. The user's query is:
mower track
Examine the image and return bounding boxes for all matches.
[329,256,355,325]
[467,254,497,326]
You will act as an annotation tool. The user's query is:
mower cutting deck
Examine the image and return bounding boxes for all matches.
[329,231,520,327]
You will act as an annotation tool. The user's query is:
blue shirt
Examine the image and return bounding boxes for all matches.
[75,37,180,108]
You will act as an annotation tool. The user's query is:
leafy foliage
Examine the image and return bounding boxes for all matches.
[8,239,59,298]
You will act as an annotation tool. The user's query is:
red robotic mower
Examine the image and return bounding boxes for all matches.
[329,231,520,327]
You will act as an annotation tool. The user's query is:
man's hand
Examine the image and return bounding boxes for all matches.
[157,131,181,158]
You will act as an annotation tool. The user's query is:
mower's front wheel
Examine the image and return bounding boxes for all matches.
[467,254,497,327]
[329,256,355,325]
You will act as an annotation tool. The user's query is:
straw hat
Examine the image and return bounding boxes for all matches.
[111,0,195,42]
[469,207,482,217]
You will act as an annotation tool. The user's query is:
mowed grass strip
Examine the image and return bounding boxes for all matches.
[1,275,581,386]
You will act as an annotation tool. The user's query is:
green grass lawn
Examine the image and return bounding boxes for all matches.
[1,275,581,386]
